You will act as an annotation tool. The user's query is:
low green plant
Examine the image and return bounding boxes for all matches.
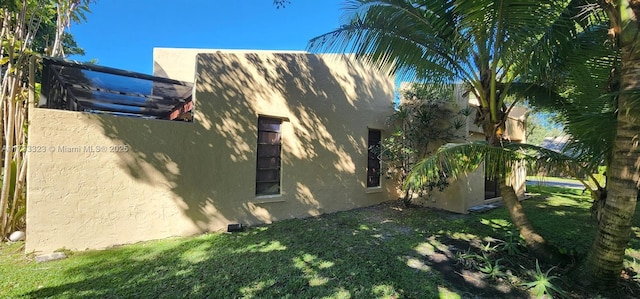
[480,241,499,254]
[476,254,506,280]
[498,230,523,256]
[454,249,506,280]
[557,247,576,256]
[453,248,478,269]
[521,260,567,299]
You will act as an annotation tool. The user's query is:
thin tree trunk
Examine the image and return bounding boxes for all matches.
[7,82,27,230]
[499,179,564,263]
[0,1,32,238]
[0,73,16,238]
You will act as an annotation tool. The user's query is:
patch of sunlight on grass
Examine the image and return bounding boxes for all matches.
[427,236,449,250]
[358,224,371,230]
[301,253,316,263]
[234,240,287,253]
[122,239,185,261]
[175,268,192,277]
[480,218,511,229]
[448,232,479,242]
[544,197,591,208]
[243,226,270,236]
[309,276,330,286]
[318,260,335,269]
[527,191,542,197]
[323,287,351,299]
[414,242,436,256]
[293,253,333,287]
[239,279,277,298]
[180,243,211,263]
[294,253,334,270]
[372,284,400,298]
[554,210,567,216]
[438,286,461,299]
[406,257,431,271]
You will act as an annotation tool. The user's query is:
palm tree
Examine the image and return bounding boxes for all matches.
[309,0,579,262]
[507,0,640,287]
[576,0,640,287]
[533,0,640,287]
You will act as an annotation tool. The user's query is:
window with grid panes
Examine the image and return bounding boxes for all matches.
[256,117,282,195]
[367,129,382,188]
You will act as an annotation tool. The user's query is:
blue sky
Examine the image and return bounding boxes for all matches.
[68,0,345,74]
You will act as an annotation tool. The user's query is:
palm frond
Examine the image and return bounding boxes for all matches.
[525,9,617,171]
[405,142,515,190]
[405,141,592,191]
[309,0,463,83]
[503,83,565,106]
[309,0,568,86]
[506,143,594,178]
[526,0,608,83]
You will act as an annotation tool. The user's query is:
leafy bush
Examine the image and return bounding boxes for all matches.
[381,83,471,204]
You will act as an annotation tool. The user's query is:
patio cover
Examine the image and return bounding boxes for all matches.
[40,57,193,121]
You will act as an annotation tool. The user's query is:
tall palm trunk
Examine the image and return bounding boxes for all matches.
[582,10,640,285]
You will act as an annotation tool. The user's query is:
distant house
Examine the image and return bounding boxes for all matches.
[26,48,525,253]
[540,135,571,153]
[538,135,577,177]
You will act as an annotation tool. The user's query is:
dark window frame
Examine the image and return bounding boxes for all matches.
[256,116,282,196]
[367,129,382,188]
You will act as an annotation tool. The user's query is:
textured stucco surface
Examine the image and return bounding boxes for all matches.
[26,50,397,253]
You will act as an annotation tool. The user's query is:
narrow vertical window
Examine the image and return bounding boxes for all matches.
[367,129,382,188]
[256,116,282,196]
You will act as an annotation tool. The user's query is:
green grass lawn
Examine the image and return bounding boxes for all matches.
[526,175,584,184]
[526,172,606,188]
[1,185,639,298]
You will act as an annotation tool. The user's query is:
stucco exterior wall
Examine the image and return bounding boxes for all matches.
[26,50,397,253]
[415,171,486,214]
[397,85,526,213]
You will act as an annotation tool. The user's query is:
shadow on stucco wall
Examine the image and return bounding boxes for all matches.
[89,51,394,233]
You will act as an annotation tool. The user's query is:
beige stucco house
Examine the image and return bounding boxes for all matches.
[26,48,526,253]
[26,49,399,253]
